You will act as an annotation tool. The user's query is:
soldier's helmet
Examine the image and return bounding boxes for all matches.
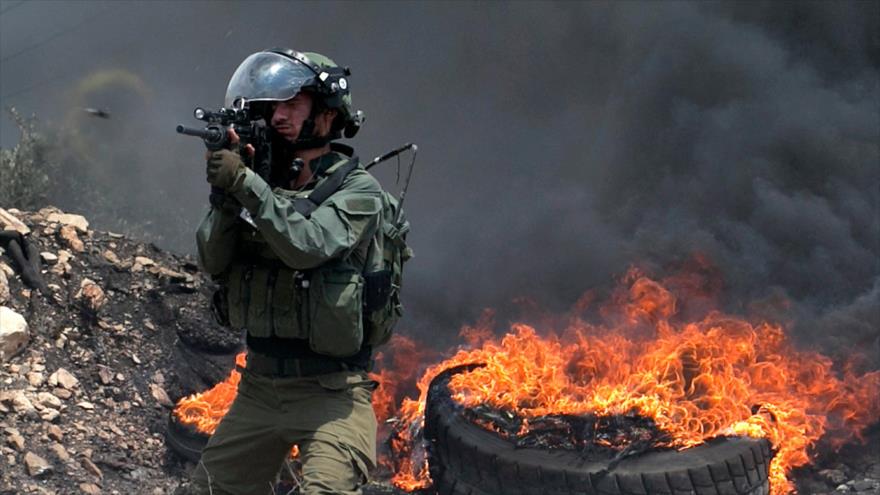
[225,48,364,138]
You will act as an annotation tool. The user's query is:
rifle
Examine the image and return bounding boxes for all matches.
[176,98,273,181]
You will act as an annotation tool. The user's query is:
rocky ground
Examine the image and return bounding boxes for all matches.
[0,206,242,494]
[0,205,877,494]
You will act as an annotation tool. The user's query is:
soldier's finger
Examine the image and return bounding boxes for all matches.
[227,127,241,145]
[244,144,255,157]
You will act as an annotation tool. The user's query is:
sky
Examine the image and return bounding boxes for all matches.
[1,0,878,361]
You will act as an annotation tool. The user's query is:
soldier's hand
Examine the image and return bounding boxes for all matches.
[204,128,256,190]
[206,149,246,190]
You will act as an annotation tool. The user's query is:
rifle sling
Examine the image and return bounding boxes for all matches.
[292,157,359,218]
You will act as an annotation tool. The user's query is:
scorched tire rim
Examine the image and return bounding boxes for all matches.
[425,364,774,495]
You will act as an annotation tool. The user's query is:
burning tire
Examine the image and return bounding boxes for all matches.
[166,411,209,463]
[424,365,773,495]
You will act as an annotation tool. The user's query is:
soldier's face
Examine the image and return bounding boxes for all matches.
[270,92,313,142]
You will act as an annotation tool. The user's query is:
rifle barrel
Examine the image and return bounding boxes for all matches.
[176,125,222,141]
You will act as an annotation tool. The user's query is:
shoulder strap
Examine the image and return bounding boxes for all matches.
[292,157,359,218]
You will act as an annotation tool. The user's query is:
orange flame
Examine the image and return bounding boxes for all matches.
[173,265,879,495]
[173,353,300,459]
[388,268,880,494]
[174,352,247,434]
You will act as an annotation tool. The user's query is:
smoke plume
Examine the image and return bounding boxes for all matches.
[1,1,877,360]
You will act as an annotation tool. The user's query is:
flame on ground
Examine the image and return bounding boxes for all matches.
[387,268,880,494]
[173,265,879,494]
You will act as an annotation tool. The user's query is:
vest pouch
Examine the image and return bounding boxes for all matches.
[365,288,402,347]
[308,268,364,357]
[225,264,247,329]
[272,268,308,339]
[245,266,272,337]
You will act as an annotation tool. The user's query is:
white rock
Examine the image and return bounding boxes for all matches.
[134,256,155,267]
[45,212,89,233]
[0,208,30,235]
[49,368,79,389]
[149,383,173,408]
[26,371,44,387]
[40,252,58,264]
[0,270,8,305]
[40,408,60,422]
[10,391,34,413]
[0,306,29,361]
[36,392,62,409]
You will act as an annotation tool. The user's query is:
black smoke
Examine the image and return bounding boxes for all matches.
[1,1,877,361]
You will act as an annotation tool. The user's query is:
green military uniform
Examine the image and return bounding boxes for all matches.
[185,150,384,495]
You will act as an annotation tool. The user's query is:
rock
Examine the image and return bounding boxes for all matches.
[149,383,173,408]
[40,408,60,422]
[58,225,85,252]
[0,208,31,235]
[0,269,8,304]
[49,442,70,462]
[79,483,101,495]
[97,366,113,385]
[36,392,62,408]
[80,456,103,479]
[43,425,61,443]
[52,387,72,400]
[155,266,190,281]
[0,306,29,361]
[102,250,121,265]
[27,371,44,387]
[45,212,89,233]
[40,252,58,264]
[821,469,849,485]
[76,279,106,312]
[131,256,156,273]
[10,390,34,413]
[24,451,52,477]
[50,250,73,276]
[50,368,79,389]
[5,428,25,451]
[134,256,155,267]
[77,401,95,410]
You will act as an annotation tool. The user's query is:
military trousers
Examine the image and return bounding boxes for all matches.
[185,365,378,495]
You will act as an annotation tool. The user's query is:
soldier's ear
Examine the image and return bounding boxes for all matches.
[318,108,338,134]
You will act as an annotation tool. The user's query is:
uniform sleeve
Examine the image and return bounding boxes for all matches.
[195,206,239,275]
[229,168,383,270]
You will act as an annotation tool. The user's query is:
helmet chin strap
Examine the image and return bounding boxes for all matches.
[288,101,331,151]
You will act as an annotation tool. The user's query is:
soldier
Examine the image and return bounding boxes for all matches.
[179,49,382,495]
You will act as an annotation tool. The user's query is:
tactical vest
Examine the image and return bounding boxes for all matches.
[220,157,383,358]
